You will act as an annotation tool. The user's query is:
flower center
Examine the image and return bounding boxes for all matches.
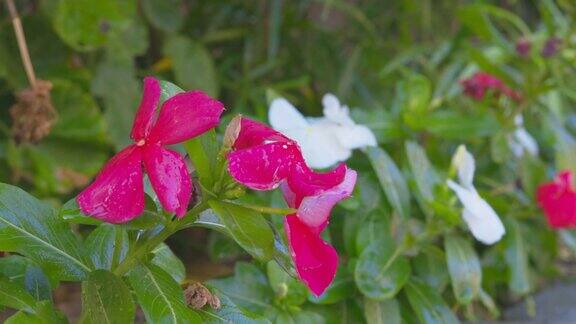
[136,139,146,147]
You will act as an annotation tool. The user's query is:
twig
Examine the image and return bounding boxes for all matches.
[5,0,36,88]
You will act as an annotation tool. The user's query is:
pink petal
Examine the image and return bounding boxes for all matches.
[233,118,291,150]
[143,145,192,217]
[228,142,299,190]
[285,215,338,297]
[130,77,161,141]
[77,145,144,223]
[284,168,357,233]
[537,170,576,228]
[148,91,224,145]
[287,162,347,199]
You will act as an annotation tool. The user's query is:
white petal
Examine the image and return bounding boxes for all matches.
[289,125,351,169]
[334,125,377,149]
[513,128,539,156]
[447,180,505,245]
[452,145,475,189]
[322,93,354,126]
[269,98,309,132]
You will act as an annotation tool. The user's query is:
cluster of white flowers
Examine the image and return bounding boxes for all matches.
[268,94,541,245]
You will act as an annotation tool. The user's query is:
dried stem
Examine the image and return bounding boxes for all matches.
[5,0,36,88]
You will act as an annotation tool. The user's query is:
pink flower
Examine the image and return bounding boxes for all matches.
[228,118,356,296]
[77,77,224,223]
[460,72,521,102]
[537,170,576,228]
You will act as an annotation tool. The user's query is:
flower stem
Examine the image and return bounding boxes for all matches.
[113,202,209,276]
[5,0,37,88]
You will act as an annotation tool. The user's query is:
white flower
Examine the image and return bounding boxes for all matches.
[508,115,539,157]
[269,94,377,169]
[447,145,505,245]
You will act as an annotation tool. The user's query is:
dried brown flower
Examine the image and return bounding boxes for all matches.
[10,79,57,144]
[183,282,221,310]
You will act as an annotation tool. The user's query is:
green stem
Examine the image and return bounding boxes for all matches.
[113,202,209,276]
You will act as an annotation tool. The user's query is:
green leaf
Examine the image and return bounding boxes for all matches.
[0,275,37,312]
[519,155,546,200]
[444,235,482,304]
[504,219,531,296]
[200,287,267,324]
[411,110,499,139]
[364,297,401,324]
[401,74,431,114]
[0,183,91,280]
[208,262,273,315]
[355,239,411,300]
[266,261,308,306]
[128,264,202,324]
[412,246,449,292]
[0,255,58,292]
[4,301,67,324]
[159,80,185,104]
[24,266,52,302]
[208,201,274,261]
[405,141,438,203]
[59,199,102,226]
[84,224,128,270]
[54,0,136,51]
[80,270,135,324]
[366,147,411,219]
[151,243,186,283]
[184,130,219,190]
[142,0,185,32]
[164,36,219,97]
[355,209,390,254]
[404,280,459,324]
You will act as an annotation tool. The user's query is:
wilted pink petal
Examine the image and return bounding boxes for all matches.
[537,170,576,228]
[148,91,224,145]
[285,215,338,297]
[143,145,192,217]
[284,168,357,233]
[228,142,299,190]
[130,77,161,141]
[77,146,144,223]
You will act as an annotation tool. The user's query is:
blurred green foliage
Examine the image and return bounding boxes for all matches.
[0,0,576,323]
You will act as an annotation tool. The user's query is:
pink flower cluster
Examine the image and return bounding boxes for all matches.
[77,77,224,223]
[537,170,576,228]
[77,78,355,296]
[228,118,356,296]
[460,72,521,102]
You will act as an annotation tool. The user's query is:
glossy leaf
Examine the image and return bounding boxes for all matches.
[445,235,482,304]
[0,275,37,312]
[0,183,91,280]
[208,201,274,261]
[308,266,355,305]
[3,301,67,324]
[355,239,411,300]
[84,224,128,270]
[412,246,449,292]
[266,261,308,306]
[355,209,390,254]
[405,141,438,203]
[151,243,186,283]
[404,280,459,324]
[366,147,411,219]
[81,270,135,324]
[128,264,202,324]
[24,266,52,302]
[364,297,401,324]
